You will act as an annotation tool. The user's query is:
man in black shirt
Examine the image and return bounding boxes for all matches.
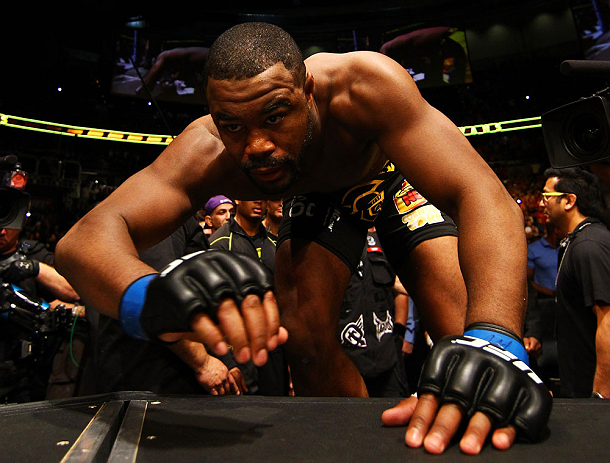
[541,167,610,398]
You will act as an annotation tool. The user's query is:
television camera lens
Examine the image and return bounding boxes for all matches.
[565,112,608,161]
[570,114,604,153]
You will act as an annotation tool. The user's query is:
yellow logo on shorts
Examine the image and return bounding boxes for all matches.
[401,204,444,230]
[341,180,385,222]
[394,180,427,214]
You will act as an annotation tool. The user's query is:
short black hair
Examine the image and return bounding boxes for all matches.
[203,22,305,92]
[543,167,605,218]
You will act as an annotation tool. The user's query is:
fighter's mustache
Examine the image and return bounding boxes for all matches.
[242,156,290,172]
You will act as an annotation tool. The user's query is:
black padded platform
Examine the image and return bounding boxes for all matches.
[1,393,609,462]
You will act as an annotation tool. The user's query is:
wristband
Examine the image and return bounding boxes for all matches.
[393,323,406,338]
[120,274,156,341]
[464,322,529,365]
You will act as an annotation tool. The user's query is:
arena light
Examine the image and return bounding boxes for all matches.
[0,113,175,145]
[1,112,542,146]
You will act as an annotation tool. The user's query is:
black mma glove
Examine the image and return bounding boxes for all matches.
[0,259,40,283]
[417,323,552,442]
[120,249,274,340]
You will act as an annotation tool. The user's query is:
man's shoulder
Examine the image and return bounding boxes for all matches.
[570,222,610,260]
[305,51,386,72]
[306,52,397,93]
[577,221,610,244]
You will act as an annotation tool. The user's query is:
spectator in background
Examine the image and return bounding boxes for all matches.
[524,221,562,390]
[263,199,283,239]
[524,213,540,243]
[210,200,288,395]
[541,167,610,398]
[199,195,234,236]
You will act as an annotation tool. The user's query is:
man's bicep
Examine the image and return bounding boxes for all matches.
[116,166,199,250]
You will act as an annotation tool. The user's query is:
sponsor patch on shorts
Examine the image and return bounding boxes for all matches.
[401,204,444,230]
[394,180,427,214]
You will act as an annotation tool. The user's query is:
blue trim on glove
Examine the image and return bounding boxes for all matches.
[464,328,529,365]
[120,274,156,341]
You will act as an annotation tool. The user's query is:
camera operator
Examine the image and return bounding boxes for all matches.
[0,157,81,403]
[0,228,79,304]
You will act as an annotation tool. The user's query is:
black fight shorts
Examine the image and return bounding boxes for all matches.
[277,163,458,272]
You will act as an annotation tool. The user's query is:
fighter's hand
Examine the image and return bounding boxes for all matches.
[382,325,552,454]
[195,355,241,396]
[120,249,288,366]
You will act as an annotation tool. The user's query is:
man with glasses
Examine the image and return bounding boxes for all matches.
[541,167,610,398]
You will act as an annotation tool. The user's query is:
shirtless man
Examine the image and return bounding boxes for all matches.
[56,23,550,454]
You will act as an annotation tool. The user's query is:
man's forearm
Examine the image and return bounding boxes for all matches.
[36,262,80,302]
[458,193,527,336]
[169,339,210,371]
[55,213,157,319]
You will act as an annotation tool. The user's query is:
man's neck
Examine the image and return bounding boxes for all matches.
[263,217,281,236]
[235,215,262,237]
[566,211,589,235]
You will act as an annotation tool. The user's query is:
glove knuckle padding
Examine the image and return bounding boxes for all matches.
[418,336,552,442]
[230,252,274,298]
[140,250,273,337]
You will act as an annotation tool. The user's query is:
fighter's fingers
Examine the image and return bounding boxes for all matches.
[423,403,464,454]
[459,411,493,455]
[157,332,184,343]
[239,293,271,366]
[216,298,252,364]
[404,393,440,448]
[381,395,419,426]
[226,372,240,395]
[491,425,518,450]
[188,308,231,357]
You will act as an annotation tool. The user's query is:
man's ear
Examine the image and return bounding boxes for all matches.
[564,193,578,211]
[204,216,213,227]
[304,72,315,102]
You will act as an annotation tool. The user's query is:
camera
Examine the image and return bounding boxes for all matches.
[542,95,610,168]
[0,155,31,230]
[542,59,610,168]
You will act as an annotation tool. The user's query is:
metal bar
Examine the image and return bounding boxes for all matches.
[60,400,126,463]
[108,400,149,463]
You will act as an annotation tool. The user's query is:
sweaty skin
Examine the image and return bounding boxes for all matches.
[56,51,526,454]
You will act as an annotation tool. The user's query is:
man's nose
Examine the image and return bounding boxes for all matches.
[245,130,275,158]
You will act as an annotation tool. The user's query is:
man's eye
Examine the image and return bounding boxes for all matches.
[266,114,284,125]
[224,124,242,133]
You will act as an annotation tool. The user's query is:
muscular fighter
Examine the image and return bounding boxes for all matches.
[56,23,550,454]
